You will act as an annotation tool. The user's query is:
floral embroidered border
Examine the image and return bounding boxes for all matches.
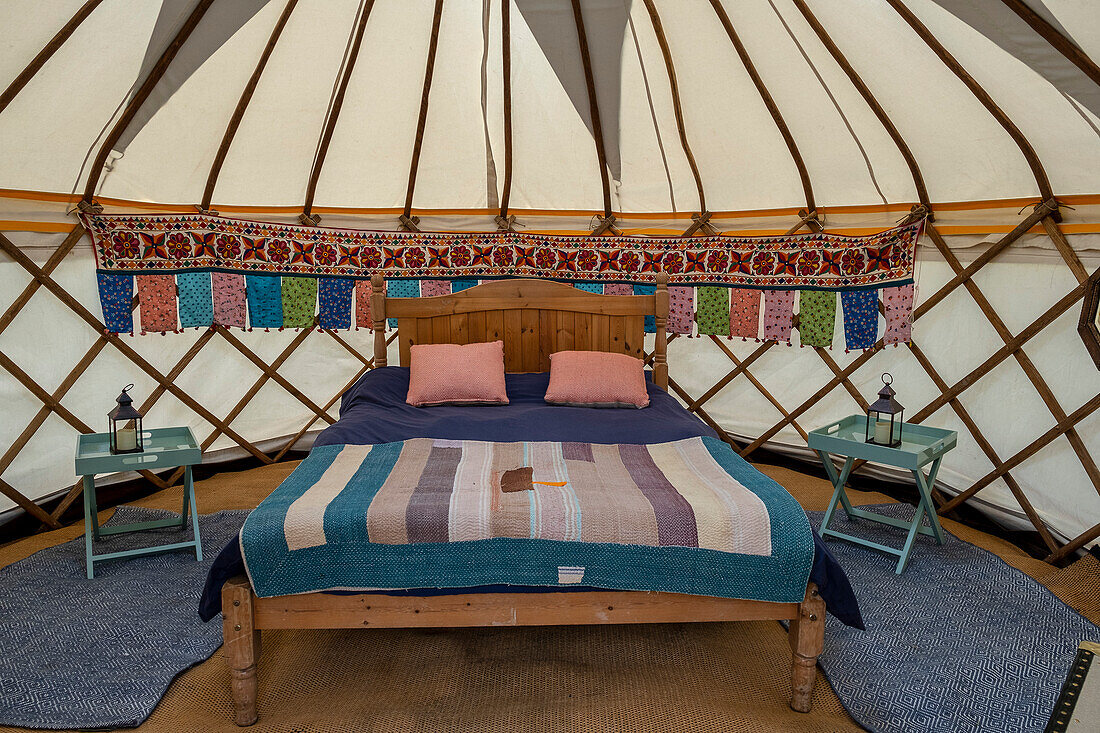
[82,213,921,290]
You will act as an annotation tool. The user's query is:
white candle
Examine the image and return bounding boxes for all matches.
[874,420,892,445]
[116,427,137,451]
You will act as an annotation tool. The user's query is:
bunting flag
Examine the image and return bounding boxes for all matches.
[318,278,354,330]
[634,283,657,332]
[451,279,478,292]
[668,286,694,335]
[696,287,729,336]
[574,282,603,293]
[354,278,372,329]
[883,284,915,345]
[387,279,420,327]
[176,272,212,329]
[135,274,177,334]
[762,290,796,344]
[96,273,133,335]
[841,289,879,351]
[421,279,451,297]
[246,275,282,330]
[281,276,318,329]
[212,273,246,328]
[729,289,761,340]
[798,291,836,348]
[604,283,632,295]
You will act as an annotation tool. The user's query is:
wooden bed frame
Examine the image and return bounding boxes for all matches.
[221,274,826,725]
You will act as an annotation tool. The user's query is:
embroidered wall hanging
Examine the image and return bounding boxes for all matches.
[81,212,921,345]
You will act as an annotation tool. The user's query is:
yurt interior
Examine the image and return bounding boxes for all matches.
[1,1,1099,731]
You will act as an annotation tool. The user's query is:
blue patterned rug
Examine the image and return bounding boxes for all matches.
[0,506,247,729]
[809,504,1099,733]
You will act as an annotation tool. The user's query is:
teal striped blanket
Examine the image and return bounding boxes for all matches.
[241,436,814,602]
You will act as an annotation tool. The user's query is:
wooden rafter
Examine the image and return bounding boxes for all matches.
[498,0,514,225]
[302,0,376,221]
[568,0,615,227]
[81,0,216,205]
[640,0,707,219]
[0,0,103,115]
[707,0,815,215]
[401,0,446,232]
[202,0,299,211]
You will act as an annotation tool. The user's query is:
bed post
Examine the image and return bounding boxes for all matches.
[788,583,825,713]
[653,271,669,390]
[371,273,387,367]
[223,576,260,726]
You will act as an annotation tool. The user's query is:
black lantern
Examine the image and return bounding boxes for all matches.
[108,384,144,454]
[865,373,904,448]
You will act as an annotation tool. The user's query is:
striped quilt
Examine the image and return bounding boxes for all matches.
[241,436,815,603]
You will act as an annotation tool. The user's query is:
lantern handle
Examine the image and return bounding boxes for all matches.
[122,383,134,394]
[881,372,893,386]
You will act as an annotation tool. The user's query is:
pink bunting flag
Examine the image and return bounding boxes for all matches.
[603,283,633,295]
[421,279,451,297]
[667,286,694,334]
[136,274,177,334]
[355,279,373,329]
[883,283,914,345]
[729,289,761,340]
[212,273,246,328]
[762,290,796,344]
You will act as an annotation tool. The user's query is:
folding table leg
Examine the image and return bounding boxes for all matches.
[82,475,96,579]
[895,492,932,574]
[912,458,946,545]
[818,453,856,533]
[186,465,203,561]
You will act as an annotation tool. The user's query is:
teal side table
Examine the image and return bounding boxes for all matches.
[74,427,203,579]
[807,415,957,574]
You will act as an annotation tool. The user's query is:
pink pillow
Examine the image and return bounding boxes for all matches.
[406,341,509,407]
[544,351,650,409]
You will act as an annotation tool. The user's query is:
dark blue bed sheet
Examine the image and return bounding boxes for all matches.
[200,367,862,629]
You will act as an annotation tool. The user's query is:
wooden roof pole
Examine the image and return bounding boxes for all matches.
[885,0,1057,210]
[496,0,515,231]
[202,0,299,213]
[400,0,446,232]
[300,0,376,225]
[999,0,1100,89]
[568,0,618,235]
[640,0,714,236]
[706,0,818,230]
[0,0,103,115]
[789,0,930,217]
[80,0,216,208]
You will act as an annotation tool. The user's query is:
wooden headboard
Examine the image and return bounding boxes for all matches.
[370,274,669,389]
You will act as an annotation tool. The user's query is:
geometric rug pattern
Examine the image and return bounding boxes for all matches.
[808,505,1100,733]
[0,507,246,729]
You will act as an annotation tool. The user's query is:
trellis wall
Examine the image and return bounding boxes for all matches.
[1,219,1098,563]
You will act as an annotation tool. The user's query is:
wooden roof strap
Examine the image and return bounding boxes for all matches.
[885,0,1057,214]
[789,0,930,216]
[0,0,103,115]
[81,0,216,206]
[706,0,818,231]
[1000,0,1100,89]
[497,0,516,232]
[300,0,376,226]
[400,0,447,233]
[202,0,299,214]
[639,0,714,237]
[569,0,619,236]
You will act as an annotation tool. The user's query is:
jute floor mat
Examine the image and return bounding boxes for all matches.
[2,461,1096,732]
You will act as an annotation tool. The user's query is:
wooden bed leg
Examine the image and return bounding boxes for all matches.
[222,575,260,726]
[788,583,825,713]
